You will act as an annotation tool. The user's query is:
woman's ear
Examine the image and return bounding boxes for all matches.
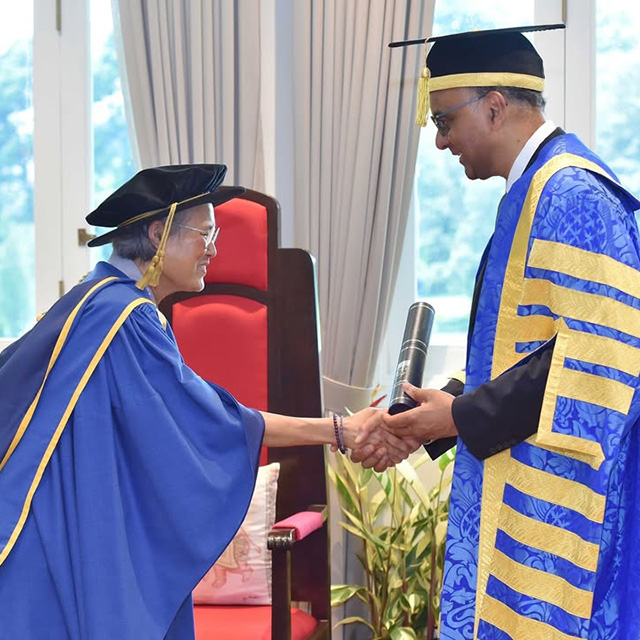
[147,220,164,248]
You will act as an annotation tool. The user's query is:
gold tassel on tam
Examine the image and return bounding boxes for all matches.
[136,201,178,290]
[415,64,430,127]
[415,39,431,127]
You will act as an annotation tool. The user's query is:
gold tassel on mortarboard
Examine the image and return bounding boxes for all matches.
[136,201,178,290]
[415,65,430,127]
[415,40,431,127]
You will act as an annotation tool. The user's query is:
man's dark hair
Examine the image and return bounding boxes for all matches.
[474,86,546,110]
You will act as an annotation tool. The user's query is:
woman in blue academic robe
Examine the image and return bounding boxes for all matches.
[0,164,409,639]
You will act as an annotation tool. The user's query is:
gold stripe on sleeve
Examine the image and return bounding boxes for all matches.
[536,327,605,464]
[509,313,556,345]
[156,308,168,330]
[559,367,634,414]
[482,594,585,640]
[521,278,640,342]
[499,504,599,572]
[492,153,617,378]
[507,459,605,523]
[534,441,603,469]
[528,238,640,300]
[491,550,593,618]
[533,431,604,469]
[562,328,640,376]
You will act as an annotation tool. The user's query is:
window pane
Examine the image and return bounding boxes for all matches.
[415,1,534,338]
[0,3,34,337]
[595,1,640,199]
[90,0,136,263]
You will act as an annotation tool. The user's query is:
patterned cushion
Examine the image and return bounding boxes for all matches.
[193,463,279,605]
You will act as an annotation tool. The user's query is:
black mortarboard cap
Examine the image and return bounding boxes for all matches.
[86,164,245,247]
[389,24,565,126]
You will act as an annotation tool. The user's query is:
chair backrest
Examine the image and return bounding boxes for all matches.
[160,188,329,622]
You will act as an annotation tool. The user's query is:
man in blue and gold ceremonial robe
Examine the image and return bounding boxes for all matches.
[383,26,640,639]
[0,164,398,639]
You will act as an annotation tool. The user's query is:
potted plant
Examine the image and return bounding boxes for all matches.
[328,447,455,640]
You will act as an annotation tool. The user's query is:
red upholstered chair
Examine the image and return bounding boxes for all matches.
[160,188,330,640]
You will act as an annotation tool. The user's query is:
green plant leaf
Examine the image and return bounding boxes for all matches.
[341,455,364,487]
[331,584,369,606]
[389,627,419,640]
[329,432,452,638]
[395,459,432,508]
[340,520,387,551]
[330,467,360,514]
[360,466,374,484]
[342,509,382,540]
[438,445,457,472]
[410,451,430,469]
[370,487,389,520]
[406,593,421,612]
[333,616,376,632]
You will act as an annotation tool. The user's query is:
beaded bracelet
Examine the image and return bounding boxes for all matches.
[332,412,347,454]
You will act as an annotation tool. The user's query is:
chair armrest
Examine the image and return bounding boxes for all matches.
[267,505,327,550]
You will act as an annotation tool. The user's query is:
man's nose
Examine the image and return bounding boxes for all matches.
[435,130,449,150]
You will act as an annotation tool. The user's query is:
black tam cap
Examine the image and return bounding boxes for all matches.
[86,163,245,247]
[389,24,565,126]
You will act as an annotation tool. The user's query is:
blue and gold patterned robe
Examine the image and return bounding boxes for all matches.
[440,133,640,639]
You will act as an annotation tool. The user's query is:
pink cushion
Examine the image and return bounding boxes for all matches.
[194,605,318,640]
[272,511,324,541]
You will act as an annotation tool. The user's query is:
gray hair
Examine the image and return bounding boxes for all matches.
[112,209,190,261]
[473,86,546,110]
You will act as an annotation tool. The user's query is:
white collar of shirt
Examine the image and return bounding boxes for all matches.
[505,120,556,193]
[108,253,157,304]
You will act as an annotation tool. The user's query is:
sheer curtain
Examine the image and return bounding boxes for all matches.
[112,0,434,403]
[288,3,435,637]
[290,1,435,414]
[112,0,264,188]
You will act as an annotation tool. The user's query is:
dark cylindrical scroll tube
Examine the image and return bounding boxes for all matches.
[388,301,435,415]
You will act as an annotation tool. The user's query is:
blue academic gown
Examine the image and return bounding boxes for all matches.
[439,134,640,639]
[0,261,264,639]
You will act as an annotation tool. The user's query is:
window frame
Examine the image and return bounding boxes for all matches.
[33,0,93,317]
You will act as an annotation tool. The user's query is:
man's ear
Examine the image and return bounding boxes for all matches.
[486,90,508,127]
[147,220,164,248]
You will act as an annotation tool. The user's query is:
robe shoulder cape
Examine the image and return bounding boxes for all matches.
[0,261,264,639]
[440,134,640,640]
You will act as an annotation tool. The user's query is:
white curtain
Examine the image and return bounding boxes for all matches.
[290,1,435,413]
[289,3,435,638]
[112,0,264,188]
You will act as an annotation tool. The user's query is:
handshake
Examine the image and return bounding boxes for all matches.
[331,382,459,471]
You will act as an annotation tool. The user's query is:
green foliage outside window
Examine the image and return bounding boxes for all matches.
[0,39,34,337]
[0,31,134,337]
